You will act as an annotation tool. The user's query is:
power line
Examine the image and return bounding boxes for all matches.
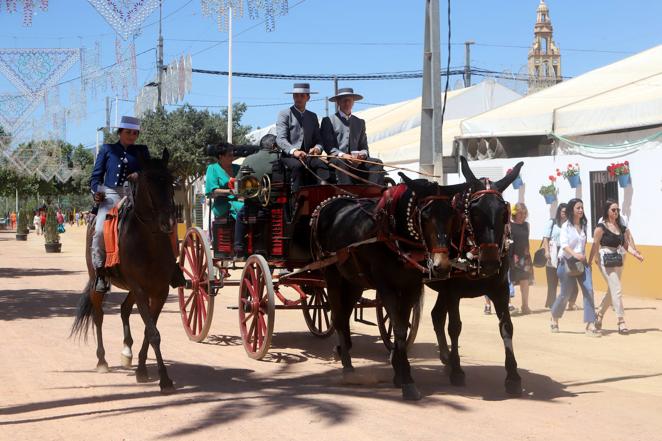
[191,68,467,80]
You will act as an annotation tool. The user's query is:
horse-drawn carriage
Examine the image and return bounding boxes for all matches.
[176,152,422,359]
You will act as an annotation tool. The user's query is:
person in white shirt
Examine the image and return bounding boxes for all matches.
[549,198,601,337]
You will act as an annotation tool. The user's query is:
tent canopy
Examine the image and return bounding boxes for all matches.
[461,44,662,138]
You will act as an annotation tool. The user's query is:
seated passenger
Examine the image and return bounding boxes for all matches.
[205,143,244,221]
[276,82,330,192]
[233,134,281,256]
[320,87,385,185]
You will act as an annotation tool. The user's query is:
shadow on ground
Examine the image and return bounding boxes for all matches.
[0,357,577,436]
[0,267,83,279]
[0,288,126,321]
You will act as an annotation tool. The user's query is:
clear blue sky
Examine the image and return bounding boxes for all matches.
[1,0,660,149]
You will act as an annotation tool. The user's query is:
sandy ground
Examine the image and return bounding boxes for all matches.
[1,225,662,441]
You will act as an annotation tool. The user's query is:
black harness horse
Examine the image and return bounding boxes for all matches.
[427,157,524,395]
[71,149,178,393]
[311,175,468,400]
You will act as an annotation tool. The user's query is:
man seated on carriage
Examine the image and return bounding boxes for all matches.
[204,142,244,221]
[275,83,330,192]
[231,133,281,256]
[320,87,385,185]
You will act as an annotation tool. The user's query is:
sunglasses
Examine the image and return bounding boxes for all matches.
[610,208,620,212]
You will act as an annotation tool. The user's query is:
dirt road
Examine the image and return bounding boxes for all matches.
[1,226,662,441]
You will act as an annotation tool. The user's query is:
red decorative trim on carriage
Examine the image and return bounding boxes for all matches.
[376,184,408,216]
[103,206,120,268]
[270,207,285,256]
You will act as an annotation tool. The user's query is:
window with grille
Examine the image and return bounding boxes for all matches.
[589,171,618,232]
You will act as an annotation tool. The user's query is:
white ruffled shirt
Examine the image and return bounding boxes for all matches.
[559,220,587,259]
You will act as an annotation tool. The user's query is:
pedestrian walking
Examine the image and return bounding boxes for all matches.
[509,203,533,314]
[541,203,574,308]
[33,211,42,235]
[550,198,601,337]
[588,199,644,335]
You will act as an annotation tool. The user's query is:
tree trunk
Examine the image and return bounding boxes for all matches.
[183,179,193,229]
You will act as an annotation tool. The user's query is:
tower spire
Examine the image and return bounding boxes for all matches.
[527,0,562,93]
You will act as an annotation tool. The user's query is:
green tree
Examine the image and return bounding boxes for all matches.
[109,104,251,227]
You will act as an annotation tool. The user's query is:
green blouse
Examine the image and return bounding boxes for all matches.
[205,163,244,219]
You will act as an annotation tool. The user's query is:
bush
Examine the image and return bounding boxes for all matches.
[16,208,29,235]
[44,206,60,244]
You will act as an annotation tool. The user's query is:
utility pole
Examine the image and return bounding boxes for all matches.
[333,76,338,113]
[105,96,110,130]
[325,96,329,117]
[157,0,164,108]
[420,0,443,181]
[227,6,233,143]
[464,40,474,87]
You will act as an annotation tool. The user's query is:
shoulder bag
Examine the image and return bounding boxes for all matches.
[602,252,623,267]
[533,220,554,268]
[564,256,585,277]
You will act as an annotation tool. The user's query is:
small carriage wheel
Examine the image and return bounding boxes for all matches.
[299,286,335,338]
[238,254,275,359]
[376,295,423,351]
[178,227,215,342]
[259,174,271,207]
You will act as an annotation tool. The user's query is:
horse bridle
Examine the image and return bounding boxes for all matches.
[452,181,511,264]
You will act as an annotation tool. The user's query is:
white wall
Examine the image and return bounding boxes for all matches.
[468,149,662,245]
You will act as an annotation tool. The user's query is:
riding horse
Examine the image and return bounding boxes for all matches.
[311,175,468,400]
[71,149,177,393]
[427,157,524,395]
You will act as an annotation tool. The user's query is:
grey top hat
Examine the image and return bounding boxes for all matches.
[329,87,363,102]
[117,116,141,131]
[286,83,318,94]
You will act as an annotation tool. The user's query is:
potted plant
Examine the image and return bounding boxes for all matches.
[539,175,558,204]
[15,209,29,241]
[43,206,62,253]
[27,205,36,230]
[557,163,581,188]
[508,168,524,189]
[607,161,631,188]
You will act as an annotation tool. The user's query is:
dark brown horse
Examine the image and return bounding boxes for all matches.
[71,149,177,393]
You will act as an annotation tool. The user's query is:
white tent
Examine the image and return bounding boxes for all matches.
[461,44,662,138]
[247,80,521,165]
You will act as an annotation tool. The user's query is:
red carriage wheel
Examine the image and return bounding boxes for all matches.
[178,227,215,342]
[376,294,422,351]
[300,286,334,338]
[238,254,275,360]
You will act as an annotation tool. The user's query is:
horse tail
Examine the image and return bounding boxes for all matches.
[70,279,95,341]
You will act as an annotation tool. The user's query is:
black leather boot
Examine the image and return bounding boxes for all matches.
[169,264,186,288]
[94,268,110,294]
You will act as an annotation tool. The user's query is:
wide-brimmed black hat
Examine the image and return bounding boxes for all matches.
[285,83,318,94]
[329,87,363,102]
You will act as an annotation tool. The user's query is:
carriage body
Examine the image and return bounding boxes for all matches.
[177,153,420,359]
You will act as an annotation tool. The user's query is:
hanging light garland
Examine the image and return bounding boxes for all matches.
[201,0,289,32]
[0,0,49,27]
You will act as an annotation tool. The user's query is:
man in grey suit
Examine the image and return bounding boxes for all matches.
[276,83,330,192]
[320,87,385,185]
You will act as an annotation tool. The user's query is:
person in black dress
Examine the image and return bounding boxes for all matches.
[509,202,533,314]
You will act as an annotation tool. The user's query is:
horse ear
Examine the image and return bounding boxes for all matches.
[162,148,170,165]
[494,161,524,192]
[398,171,412,185]
[459,156,477,182]
[438,182,469,197]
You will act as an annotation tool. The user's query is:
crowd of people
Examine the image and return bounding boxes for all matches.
[502,196,644,337]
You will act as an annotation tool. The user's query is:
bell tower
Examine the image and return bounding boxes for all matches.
[527,0,562,93]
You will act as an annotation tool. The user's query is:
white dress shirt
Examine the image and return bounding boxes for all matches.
[559,220,587,259]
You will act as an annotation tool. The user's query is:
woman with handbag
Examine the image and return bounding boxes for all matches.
[509,203,533,314]
[540,203,567,308]
[550,198,601,336]
[588,200,644,334]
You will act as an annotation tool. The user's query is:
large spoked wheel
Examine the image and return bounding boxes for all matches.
[376,295,422,351]
[300,286,334,338]
[178,227,215,342]
[238,254,275,360]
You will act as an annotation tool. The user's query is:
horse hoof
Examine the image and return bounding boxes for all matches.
[160,380,175,394]
[439,352,450,366]
[96,362,109,373]
[401,383,422,401]
[505,379,522,396]
[120,354,132,368]
[136,369,149,383]
[450,371,466,387]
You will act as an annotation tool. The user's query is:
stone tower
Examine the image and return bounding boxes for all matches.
[527,0,562,93]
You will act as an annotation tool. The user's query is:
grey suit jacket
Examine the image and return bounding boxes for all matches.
[320,113,369,156]
[275,106,323,155]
